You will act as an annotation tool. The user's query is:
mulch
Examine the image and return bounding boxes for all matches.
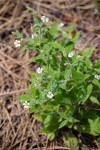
[0,0,100,150]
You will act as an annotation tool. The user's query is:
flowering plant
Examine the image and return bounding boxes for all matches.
[14,14,100,140]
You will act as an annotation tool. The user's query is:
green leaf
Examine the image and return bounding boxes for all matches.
[85,58,92,69]
[34,113,46,122]
[94,60,100,73]
[59,81,66,90]
[44,115,51,127]
[48,132,56,141]
[84,74,90,80]
[59,120,68,129]
[31,54,46,64]
[82,84,93,103]
[49,22,59,36]
[82,47,95,58]
[97,137,100,141]
[30,73,37,79]
[90,96,100,105]
[52,41,62,49]
[19,94,31,103]
[13,30,23,39]
[64,41,74,56]
[41,113,60,134]
[34,18,41,26]
[74,117,100,136]
[94,68,100,73]
[71,32,80,44]
[72,71,84,84]
[92,79,100,88]
[23,38,32,42]
[20,45,29,52]
[48,65,55,77]
[63,131,79,150]
[67,24,75,35]
[34,114,43,122]
[94,59,100,68]
[87,84,93,95]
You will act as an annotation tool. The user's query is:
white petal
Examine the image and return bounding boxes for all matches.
[95,75,100,80]
[47,91,53,99]
[36,67,43,74]
[68,51,75,58]
[58,23,64,28]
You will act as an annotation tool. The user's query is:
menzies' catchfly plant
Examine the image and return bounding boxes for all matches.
[14,12,100,141]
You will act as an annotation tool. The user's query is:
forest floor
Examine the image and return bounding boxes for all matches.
[0,0,100,150]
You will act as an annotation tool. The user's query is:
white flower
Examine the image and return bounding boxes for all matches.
[95,75,100,80]
[58,23,64,29]
[41,16,49,23]
[23,101,30,109]
[31,33,37,39]
[80,95,83,99]
[68,51,75,58]
[34,83,37,87]
[36,67,43,74]
[14,40,21,47]
[47,91,53,99]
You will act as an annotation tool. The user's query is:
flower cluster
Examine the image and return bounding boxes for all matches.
[14,40,21,47]
[41,16,49,23]
[31,33,37,39]
[68,51,75,58]
[58,23,64,29]
[47,91,54,99]
[95,75,100,80]
[36,67,43,74]
[23,101,30,109]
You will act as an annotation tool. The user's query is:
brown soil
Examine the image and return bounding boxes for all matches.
[0,0,100,150]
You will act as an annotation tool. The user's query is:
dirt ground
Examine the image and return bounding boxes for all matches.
[0,0,100,150]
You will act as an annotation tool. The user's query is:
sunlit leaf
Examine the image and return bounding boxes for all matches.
[90,96,100,105]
